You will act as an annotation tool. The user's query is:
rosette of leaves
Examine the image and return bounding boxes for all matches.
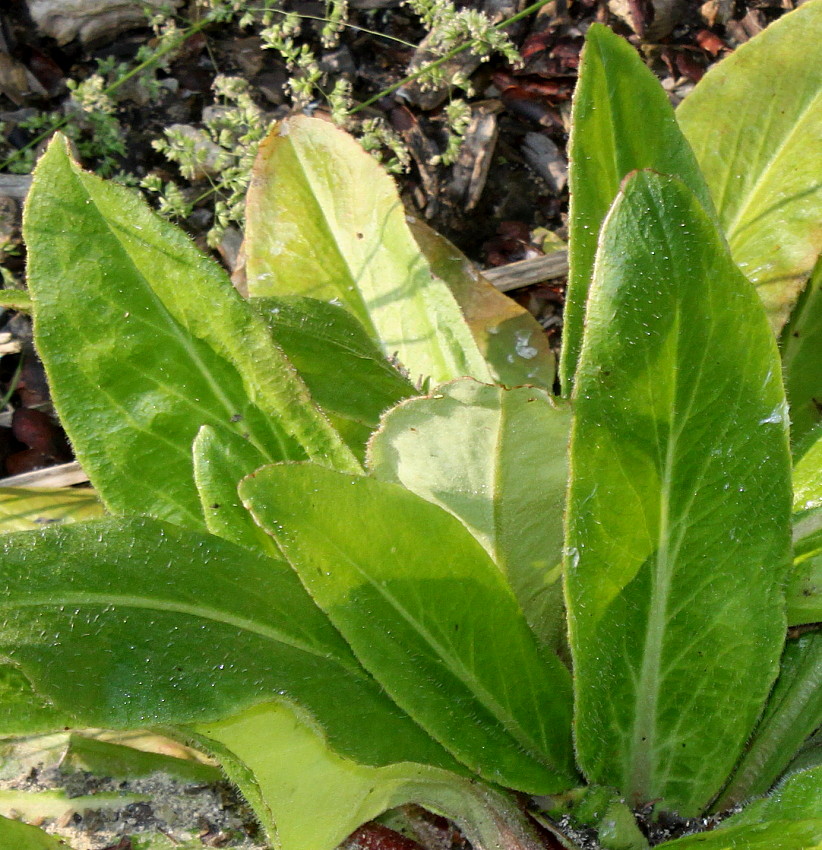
[1,4,821,848]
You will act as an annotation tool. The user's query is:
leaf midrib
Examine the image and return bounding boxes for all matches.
[5,592,362,675]
[721,90,822,245]
[72,168,285,465]
[310,526,556,773]
[627,299,686,798]
[289,131,456,384]
[285,135,378,335]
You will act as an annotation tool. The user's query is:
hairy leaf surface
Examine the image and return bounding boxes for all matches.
[368,379,569,651]
[660,767,822,848]
[0,663,68,733]
[244,116,489,387]
[658,820,822,849]
[192,425,279,556]
[0,517,458,771]
[560,24,713,394]
[724,765,822,826]
[677,0,822,333]
[23,137,357,529]
[716,633,822,808]
[566,171,792,815]
[241,463,576,794]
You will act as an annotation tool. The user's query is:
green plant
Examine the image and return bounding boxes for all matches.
[0,0,537,250]
[1,6,822,850]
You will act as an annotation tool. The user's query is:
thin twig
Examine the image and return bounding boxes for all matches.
[349,0,553,114]
[0,17,213,172]
[482,251,569,292]
[0,461,88,489]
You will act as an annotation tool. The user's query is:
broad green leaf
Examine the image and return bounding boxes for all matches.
[240,463,576,794]
[23,136,358,529]
[660,767,822,849]
[782,258,822,444]
[408,219,556,390]
[0,663,68,733]
[244,116,490,387]
[0,486,102,533]
[677,1,822,333]
[0,814,74,848]
[192,425,280,557]
[0,517,460,772]
[559,24,714,395]
[566,172,793,815]
[714,633,822,809]
[794,426,822,511]
[193,701,542,850]
[252,296,417,460]
[367,378,569,652]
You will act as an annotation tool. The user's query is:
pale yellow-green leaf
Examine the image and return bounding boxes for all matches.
[195,701,519,850]
[244,116,490,387]
[678,0,822,332]
[368,379,569,652]
[0,487,102,533]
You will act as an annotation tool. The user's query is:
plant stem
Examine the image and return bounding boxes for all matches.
[348,0,552,115]
[412,784,557,850]
[712,631,822,810]
[0,352,24,409]
[0,17,212,172]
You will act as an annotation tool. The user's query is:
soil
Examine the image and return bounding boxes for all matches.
[0,0,802,848]
[1,768,265,849]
